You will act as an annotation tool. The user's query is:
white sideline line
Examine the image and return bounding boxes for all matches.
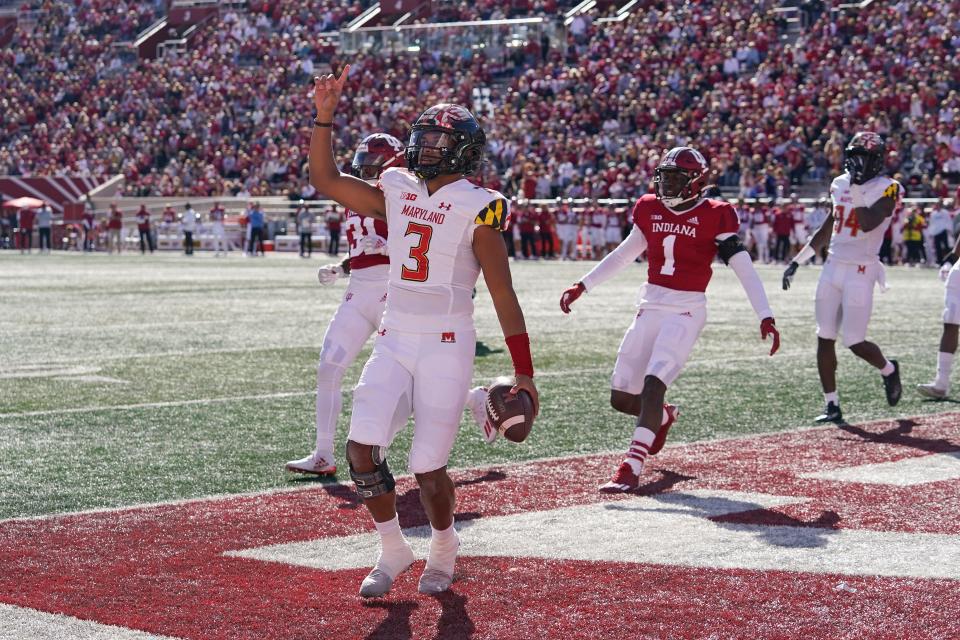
[0,391,314,419]
[0,419,890,524]
[0,350,806,420]
[0,603,183,640]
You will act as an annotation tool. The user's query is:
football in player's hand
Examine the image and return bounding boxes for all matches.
[485,376,536,443]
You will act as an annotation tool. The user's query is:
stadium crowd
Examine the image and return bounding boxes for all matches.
[0,0,958,207]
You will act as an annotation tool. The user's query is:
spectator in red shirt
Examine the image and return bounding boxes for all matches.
[108,204,123,254]
[17,207,34,254]
[772,205,794,264]
[135,205,154,254]
[517,205,538,259]
[537,207,555,259]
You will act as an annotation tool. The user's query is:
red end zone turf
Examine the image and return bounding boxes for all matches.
[1,413,958,639]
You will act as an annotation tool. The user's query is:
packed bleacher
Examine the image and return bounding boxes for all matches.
[1,0,958,206]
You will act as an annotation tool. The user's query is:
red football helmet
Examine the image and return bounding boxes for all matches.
[654,147,710,208]
[351,133,406,182]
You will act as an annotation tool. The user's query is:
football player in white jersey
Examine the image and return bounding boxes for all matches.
[286,132,405,476]
[917,236,960,399]
[310,67,538,598]
[783,132,904,423]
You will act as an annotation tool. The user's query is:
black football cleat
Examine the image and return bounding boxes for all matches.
[814,402,843,424]
[883,360,902,406]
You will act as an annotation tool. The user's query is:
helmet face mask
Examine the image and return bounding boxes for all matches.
[406,104,485,180]
[844,131,885,185]
[351,133,405,184]
[654,147,709,208]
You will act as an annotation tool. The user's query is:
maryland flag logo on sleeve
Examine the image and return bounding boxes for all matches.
[882,182,901,201]
[475,198,509,231]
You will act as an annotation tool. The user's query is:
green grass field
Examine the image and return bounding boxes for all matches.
[0,251,950,520]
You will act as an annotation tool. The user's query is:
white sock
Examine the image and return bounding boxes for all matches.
[824,391,839,406]
[373,516,414,578]
[880,360,895,377]
[936,352,954,388]
[425,523,459,576]
[625,426,655,474]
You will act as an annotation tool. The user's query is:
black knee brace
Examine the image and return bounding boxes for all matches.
[349,446,395,499]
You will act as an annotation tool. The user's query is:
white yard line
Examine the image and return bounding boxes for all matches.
[0,391,314,419]
[0,604,184,640]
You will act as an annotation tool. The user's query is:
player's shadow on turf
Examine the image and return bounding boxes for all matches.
[430,591,476,640]
[712,509,841,549]
[363,600,419,640]
[837,419,960,455]
[609,491,841,549]
[474,341,503,358]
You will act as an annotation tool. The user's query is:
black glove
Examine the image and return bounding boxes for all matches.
[782,261,799,291]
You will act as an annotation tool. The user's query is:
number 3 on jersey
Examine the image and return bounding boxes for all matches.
[401,221,433,282]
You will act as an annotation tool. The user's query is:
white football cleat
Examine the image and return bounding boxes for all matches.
[417,567,454,595]
[916,383,948,399]
[359,545,416,598]
[466,386,496,444]
[285,451,336,475]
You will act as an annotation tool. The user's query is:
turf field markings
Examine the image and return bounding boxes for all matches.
[799,451,960,486]
[0,390,314,419]
[6,412,956,524]
[0,603,184,640]
[227,488,960,580]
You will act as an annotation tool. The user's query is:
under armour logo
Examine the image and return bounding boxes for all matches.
[857,265,866,274]
[438,202,452,211]
[345,293,354,301]
[380,293,387,302]
[681,312,693,317]
[377,329,386,336]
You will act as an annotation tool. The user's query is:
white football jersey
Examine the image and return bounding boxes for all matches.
[828,173,903,263]
[378,168,509,332]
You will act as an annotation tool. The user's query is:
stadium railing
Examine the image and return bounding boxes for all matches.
[339,16,561,60]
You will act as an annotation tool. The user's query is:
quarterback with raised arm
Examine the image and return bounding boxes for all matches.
[783,132,903,423]
[308,66,538,598]
[560,147,780,492]
[286,132,405,476]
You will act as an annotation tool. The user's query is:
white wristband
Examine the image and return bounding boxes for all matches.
[794,244,816,265]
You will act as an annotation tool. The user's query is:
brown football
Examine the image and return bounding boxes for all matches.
[485,376,536,443]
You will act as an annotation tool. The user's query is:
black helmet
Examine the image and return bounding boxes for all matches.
[844,132,886,185]
[405,104,486,180]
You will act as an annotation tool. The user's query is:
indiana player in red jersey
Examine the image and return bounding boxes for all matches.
[560,147,780,492]
[783,132,904,423]
[310,67,538,597]
[286,132,405,476]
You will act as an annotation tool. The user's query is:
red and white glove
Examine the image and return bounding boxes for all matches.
[761,317,780,356]
[317,264,344,286]
[560,282,585,314]
[359,235,388,256]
